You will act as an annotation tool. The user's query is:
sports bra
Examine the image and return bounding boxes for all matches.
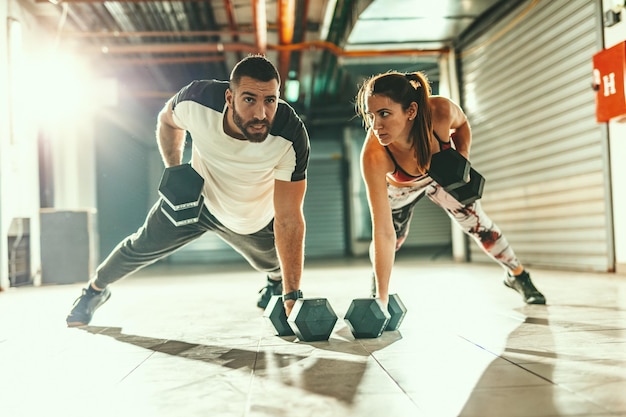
[385,131,452,184]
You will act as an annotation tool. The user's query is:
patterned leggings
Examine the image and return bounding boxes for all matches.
[389,181,521,271]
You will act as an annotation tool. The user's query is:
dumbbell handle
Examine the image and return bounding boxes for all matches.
[428,148,485,205]
[427,148,470,190]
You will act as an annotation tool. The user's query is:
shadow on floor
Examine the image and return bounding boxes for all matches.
[79,325,400,404]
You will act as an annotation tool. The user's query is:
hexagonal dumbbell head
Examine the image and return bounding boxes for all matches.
[385,294,407,331]
[447,167,485,206]
[428,148,470,191]
[263,295,295,337]
[287,298,337,342]
[158,164,204,210]
[344,298,391,339]
[160,195,204,226]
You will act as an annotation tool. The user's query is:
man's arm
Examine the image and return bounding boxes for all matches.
[156,98,187,167]
[273,178,307,315]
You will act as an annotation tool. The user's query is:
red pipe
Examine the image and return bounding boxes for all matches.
[278,0,296,93]
[252,0,267,53]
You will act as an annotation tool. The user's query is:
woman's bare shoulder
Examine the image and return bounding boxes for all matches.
[429,95,454,112]
[362,133,392,173]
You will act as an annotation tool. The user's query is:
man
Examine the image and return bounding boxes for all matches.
[66,55,310,326]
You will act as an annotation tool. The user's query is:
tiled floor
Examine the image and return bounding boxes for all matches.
[1,256,625,417]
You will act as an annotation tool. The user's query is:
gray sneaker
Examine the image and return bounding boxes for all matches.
[257,278,282,309]
[66,287,111,327]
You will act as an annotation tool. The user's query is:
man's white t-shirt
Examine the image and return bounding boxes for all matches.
[171,80,310,234]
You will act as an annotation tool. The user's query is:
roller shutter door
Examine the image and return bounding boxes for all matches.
[303,140,347,258]
[403,199,452,251]
[459,0,611,271]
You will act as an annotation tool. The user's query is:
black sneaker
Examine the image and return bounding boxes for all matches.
[66,287,111,327]
[504,271,546,305]
[257,278,282,309]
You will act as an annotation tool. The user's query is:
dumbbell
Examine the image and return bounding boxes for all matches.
[158,164,205,226]
[264,295,338,342]
[344,298,390,338]
[428,148,485,205]
[344,294,407,338]
[447,167,485,205]
[263,295,294,336]
[428,148,470,189]
[385,294,407,330]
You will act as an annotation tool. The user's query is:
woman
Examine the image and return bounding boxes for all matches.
[356,71,546,308]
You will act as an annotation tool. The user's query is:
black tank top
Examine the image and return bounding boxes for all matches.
[385,132,451,184]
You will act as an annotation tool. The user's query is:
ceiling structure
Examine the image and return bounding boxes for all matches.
[26,0,510,125]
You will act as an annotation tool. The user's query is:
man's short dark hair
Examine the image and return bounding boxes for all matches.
[229,55,280,89]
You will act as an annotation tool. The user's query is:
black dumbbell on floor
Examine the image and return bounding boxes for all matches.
[158,164,205,226]
[385,294,407,331]
[428,148,485,205]
[263,295,294,336]
[344,298,390,338]
[344,294,408,338]
[264,295,338,342]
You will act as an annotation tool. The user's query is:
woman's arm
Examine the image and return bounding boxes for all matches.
[361,131,396,307]
[448,99,472,160]
[432,96,472,160]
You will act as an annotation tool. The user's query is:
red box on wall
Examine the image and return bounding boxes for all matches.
[593,41,626,122]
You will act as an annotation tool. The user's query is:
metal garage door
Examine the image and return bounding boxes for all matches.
[458,0,612,271]
[303,140,347,258]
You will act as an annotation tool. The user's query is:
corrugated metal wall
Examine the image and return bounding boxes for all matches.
[403,199,453,250]
[459,0,612,271]
[303,139,348,258]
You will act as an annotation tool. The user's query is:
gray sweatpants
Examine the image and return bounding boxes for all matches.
[92,200,281,288]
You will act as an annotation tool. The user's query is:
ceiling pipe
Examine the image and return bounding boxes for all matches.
[277,0,296,95]
[60,30,254,38]
[89,40,447,58]
[272,40,449,57]
[105,55,226,66]
[39,0,206,2]
[252,0,267,53]
[95,42,258,54]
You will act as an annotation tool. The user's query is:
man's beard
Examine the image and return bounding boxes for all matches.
[232,102,272,143]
